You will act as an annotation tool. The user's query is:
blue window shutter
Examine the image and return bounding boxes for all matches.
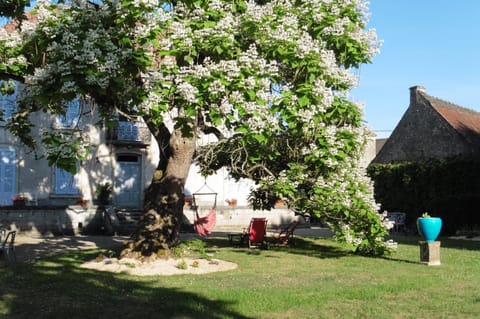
[55,166,79,194]
[0,81,18,125]
[57,99,80,128]
[0,148,16,205]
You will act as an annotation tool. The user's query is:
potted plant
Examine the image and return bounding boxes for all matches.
[12,195,26,207]
[76,197,89,208]
[184,195,193,207]
[95,182,112,206]
[417,212,442,242]
[226,198,237,207]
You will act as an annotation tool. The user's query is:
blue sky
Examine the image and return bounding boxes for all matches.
[351,0,480,138]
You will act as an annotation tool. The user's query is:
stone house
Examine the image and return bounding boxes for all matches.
[0,86,160,207]
[0,15,253,211]
[0,83,260,208]
[0,82,266,234]
[0,80,378,208]
[373,86,480,164]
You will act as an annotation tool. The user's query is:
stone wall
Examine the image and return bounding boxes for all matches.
[183,205,301,231]
[0,206,106,236]
[0,205,302,236]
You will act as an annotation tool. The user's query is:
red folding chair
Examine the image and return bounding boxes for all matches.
[246,218,268,248]
[271,220,299,245]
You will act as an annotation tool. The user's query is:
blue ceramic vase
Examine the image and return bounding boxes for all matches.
[417,217,442,242]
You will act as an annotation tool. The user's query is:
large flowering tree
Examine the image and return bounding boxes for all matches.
[1,0,393,258]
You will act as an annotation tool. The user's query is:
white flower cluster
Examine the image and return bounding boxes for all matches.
[245,0,273,22]
[322,16,350,36]
[175,80,198,104]
[131,0,159,8]
[0,29,21,47]
[36,0,56,23]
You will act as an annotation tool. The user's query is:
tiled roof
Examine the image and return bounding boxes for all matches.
[420,91,480,146]
[3,12,37,33]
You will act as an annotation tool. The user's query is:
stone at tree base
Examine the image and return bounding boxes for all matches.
[419,241,441,266]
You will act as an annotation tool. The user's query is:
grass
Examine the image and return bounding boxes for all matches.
[1,235,480,318]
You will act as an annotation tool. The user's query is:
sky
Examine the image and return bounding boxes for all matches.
[351,0,480,138]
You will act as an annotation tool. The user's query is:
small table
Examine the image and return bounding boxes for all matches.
[228,232,245,245]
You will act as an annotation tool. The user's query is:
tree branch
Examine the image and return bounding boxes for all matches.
[142,114,172,172]
[0,72,25,83]
[196,112,224,140]
[201,126,224,140]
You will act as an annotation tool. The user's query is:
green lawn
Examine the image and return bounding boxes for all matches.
[1,236,479,318]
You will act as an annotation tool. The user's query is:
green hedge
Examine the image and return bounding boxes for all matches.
[367,157,480,234]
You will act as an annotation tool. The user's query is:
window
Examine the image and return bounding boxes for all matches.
[0,81,18,125]
[0,148,16,205]
[54,165,79,195]
[56,99,81,128]
[117,121,141,141]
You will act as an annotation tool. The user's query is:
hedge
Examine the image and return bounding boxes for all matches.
[367,157,480,235]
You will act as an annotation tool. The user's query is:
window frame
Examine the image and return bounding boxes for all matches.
[0,81,18,126]
[54,98,81,129]
[53,164,80,195]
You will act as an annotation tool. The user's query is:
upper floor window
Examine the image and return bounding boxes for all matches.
[56,99,81,129]
[54,165,79,195]
[118,121,142,141]
[0,81,18,125]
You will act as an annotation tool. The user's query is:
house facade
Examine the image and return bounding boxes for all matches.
[0,81,263,211]
[1,82,377,210]
[0,82,160,207]
[373,86,480,164]
[1,82,382,235]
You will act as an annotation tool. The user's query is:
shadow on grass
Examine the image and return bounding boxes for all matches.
[8,236,128,264]
[388,235,480,251]
[270,237,351,259]
[206,236,351,260]
[379,255,423,265]
[0,252,252,319]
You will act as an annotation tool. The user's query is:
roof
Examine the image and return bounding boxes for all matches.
[3,12,37,33]
[419,90,480,146]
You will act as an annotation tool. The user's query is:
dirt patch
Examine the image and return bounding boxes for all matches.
[80,256,237,276]
[12,234,237,275]
[12,235,128,262]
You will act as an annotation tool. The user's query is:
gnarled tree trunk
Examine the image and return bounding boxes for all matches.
[121,127,195,261]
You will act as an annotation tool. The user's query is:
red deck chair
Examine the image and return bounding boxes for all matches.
[246,218,268,248]
[271,221,299,245]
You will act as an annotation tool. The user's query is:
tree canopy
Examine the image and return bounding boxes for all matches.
[0,0,394,255]
[0,0,31,21]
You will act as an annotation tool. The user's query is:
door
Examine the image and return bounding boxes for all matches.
[0,148,16,205]
[114,154,142,207]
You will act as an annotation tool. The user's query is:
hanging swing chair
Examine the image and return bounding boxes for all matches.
[192,182,217,237]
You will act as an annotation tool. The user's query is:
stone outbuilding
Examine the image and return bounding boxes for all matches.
[373,86,480,163]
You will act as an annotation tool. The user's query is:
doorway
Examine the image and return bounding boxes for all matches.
[114,154,142,207]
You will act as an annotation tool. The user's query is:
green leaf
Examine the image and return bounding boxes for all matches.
[298,95,310,107]
[252,133,266,144]
[215,45,224,54]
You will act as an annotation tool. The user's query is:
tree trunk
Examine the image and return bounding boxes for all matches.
[120,129,195,261]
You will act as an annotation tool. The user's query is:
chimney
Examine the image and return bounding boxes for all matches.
[409,85,426,105]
